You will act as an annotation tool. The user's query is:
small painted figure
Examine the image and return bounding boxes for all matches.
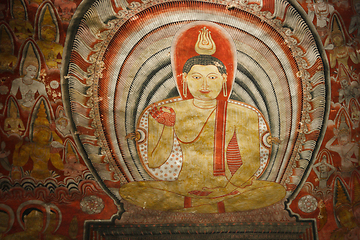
[11,101,64,180]
[307,0,334,38]
[326,116,359,173]
[339,77,357,107]
[4,101,25,136]
[63,154,86,177]
[9,0,34,42]
[313,155,336,190]
[10,64,48,110]
[55,109,71,136]
[36,8,63,69]
[326,20,358,71]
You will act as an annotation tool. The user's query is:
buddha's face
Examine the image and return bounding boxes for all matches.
[183,65,226,101]
[25,65,37,79]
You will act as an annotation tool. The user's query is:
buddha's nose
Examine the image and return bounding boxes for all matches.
[202,78,208,89]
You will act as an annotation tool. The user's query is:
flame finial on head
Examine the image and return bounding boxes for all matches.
[195,27,216,55]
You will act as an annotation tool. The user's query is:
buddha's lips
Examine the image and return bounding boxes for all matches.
[200,89,210,93]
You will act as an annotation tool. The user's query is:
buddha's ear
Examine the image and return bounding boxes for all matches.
[182,73,187,82]
[222,74,227,83]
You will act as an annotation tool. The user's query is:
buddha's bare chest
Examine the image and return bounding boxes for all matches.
[174,110,216,143]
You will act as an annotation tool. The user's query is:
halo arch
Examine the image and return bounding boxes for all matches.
[62,0,329,203]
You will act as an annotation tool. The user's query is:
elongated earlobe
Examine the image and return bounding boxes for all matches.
[223,75,228,97]
[182,73,188,98]
[183,81,187,97]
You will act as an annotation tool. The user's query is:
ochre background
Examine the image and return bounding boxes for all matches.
[0,0,359,239]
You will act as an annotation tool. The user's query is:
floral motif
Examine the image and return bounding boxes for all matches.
[80,195,104,214]
[298,195,318,213]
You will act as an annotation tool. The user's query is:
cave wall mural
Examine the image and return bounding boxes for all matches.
[0,0,359,239]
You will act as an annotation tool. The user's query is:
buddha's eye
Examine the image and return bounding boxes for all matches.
[208,75,218,80]
[192,75,201,80]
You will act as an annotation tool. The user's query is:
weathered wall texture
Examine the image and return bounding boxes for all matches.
[0,0,359,239]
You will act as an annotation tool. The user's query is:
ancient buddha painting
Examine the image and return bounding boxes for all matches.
[119,22,286,213]
[7,0,360,238]
[64,0,329,237]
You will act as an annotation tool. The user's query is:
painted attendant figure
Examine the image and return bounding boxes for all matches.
[119,22,286,213]
[10,64,48,110]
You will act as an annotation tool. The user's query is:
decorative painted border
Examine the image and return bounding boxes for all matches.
[62,0,329,221]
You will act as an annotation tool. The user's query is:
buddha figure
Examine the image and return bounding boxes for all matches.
[11,101,64,180]
[327,18,358,71]
[325,115,359,173]
[10,64,48,110]
[4,101,25,135]
[36,9,63,69]
[9,0,33,42]
[119,22,286,213]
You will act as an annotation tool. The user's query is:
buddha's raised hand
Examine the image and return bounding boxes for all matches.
[149,105,176,127]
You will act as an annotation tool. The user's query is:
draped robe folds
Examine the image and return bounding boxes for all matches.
[119,99,286,213]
